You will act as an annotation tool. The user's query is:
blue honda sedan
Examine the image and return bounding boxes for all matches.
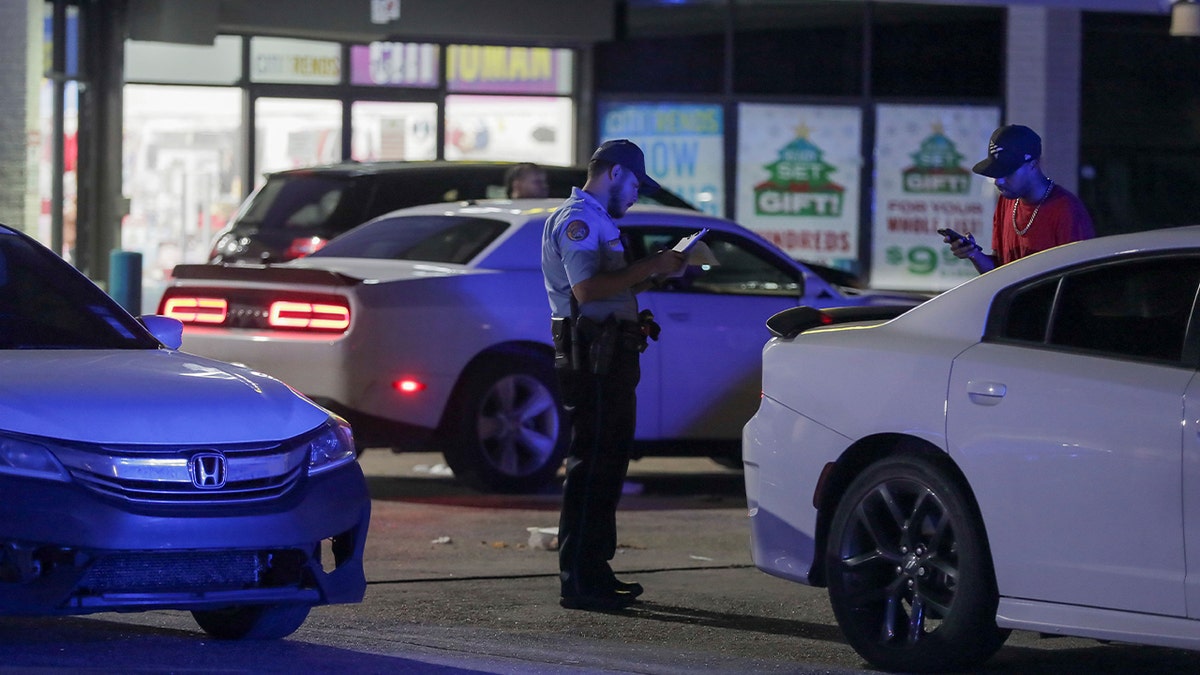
[0,223,369,639]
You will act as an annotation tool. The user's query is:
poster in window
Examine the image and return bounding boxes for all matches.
[870,104,1000,291]
[736,103,861,270]
[597,102,724,217]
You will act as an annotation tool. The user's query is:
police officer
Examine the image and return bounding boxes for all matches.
[541,139,686,611]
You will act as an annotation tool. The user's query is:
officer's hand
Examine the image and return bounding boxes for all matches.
[656,249,688,276]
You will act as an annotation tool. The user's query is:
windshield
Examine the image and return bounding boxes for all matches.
[235,175,355,232]
[312,215,509,264]
[0,230,159,349]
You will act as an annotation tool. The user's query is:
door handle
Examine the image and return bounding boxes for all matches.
[966,380,1006,406]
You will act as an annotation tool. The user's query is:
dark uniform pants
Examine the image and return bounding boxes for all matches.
[555,336,640,595]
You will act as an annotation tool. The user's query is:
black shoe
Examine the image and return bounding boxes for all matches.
[559,589,637,611]
[610,578,643,598]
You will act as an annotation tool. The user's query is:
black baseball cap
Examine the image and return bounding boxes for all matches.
[591,139,661,195]
[972,125,1042,178]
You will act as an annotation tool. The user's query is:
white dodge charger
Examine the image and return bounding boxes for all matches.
[745,225,1200,671]
[161,199,922,493]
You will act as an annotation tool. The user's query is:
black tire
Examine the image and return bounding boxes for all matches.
[442,354,567,493]
[825,454,1008,673]
[191,604,311,640]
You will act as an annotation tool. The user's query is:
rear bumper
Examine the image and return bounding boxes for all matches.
[743,396,833,586]
[0,462,370,615]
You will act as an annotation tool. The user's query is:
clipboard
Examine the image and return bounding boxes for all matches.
[672,228,710,253]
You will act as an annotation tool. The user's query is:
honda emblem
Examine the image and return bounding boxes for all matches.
[189,452,228,489]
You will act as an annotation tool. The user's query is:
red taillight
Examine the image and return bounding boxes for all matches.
[161,297,228,324]
[268,301,350,331]
[284,236,328,259]
[393,378,426,394]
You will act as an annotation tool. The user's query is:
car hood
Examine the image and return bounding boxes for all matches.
[0,350,330,445]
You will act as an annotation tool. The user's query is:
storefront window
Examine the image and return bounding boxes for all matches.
[735,102,863,270]
[254,98,342,180]
[122,85,243,290]
[37,80,77,260]
[39,3,80,257]
[870,3,1002,97]
[444,95,574,165]
[597,101,724,217]
[351,102,438,161]
[733,0,864,96]
[597,1,725,94]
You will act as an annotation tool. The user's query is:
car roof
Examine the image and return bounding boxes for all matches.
[967,224,1200,288]
[377,197,724,223]
[369,198,757,237]
[264,160,581,179]
[883,224,1200,342]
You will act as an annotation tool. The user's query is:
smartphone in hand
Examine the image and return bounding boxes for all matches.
[939,227,981,254]
[937,227,966,243]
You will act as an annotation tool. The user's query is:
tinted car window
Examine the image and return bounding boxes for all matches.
[211,163,698,264]
[312,216,509,264]
[0,231,157,350]
[993,256,1200,364]
[624,229,802,297]
[237,175,360,233]
[1000,278,1057,343]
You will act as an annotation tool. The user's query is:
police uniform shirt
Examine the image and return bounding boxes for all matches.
[541,187,638,323]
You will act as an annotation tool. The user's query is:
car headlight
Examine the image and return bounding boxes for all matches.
[307,417,357,476]
[0,436,71,481]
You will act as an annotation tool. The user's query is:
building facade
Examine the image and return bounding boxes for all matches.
[0,0,1182,298]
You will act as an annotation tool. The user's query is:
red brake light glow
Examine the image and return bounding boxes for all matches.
[393,379,426,394]
[268,301,350,331]
[284,236,328,259]
[162,297,228,324]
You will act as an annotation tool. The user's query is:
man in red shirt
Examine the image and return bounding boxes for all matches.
[947,124,1094,273]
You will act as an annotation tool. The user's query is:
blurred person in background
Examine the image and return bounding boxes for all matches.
[506,162,549,199]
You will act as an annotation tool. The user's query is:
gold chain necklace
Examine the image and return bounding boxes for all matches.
[1012,179,1054,236]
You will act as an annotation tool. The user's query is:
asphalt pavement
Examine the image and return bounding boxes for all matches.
[0,451,1198,674]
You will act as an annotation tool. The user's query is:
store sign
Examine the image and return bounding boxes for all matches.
[598,102,724,217]
[350,42,438,87]
[869,104,1000,291]
[250,37,341,85]
[736,104,861,269]
[446,45,572,95]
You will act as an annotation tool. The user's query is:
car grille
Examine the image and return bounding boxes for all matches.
[79,549,308,592]
[53,443,308,505]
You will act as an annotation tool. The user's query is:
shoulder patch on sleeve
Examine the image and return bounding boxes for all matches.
[566,220,590,242]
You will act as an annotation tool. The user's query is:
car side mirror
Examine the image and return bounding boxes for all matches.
[140,315,184,350]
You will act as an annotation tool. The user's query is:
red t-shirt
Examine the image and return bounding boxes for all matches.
[990,185,1095,265]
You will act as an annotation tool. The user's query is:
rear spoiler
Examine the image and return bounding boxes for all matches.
[169,263,361,287]
[766,305,912,339]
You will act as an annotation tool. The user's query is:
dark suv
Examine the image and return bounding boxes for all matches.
[208,160,697,264]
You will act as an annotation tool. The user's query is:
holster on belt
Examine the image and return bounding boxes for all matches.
[553,315,650,376]
[551,317,573,371]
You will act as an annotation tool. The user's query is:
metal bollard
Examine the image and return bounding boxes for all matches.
[109,250,143,315]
